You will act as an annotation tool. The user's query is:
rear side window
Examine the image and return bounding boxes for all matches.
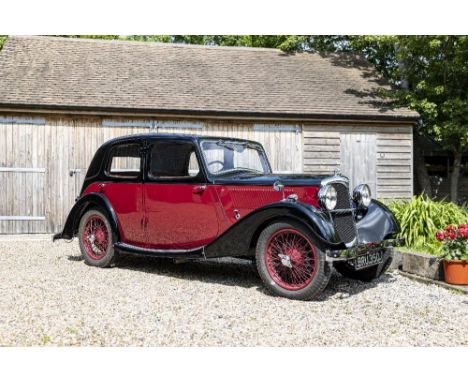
[106,143,141,179]
[148,140,202,182]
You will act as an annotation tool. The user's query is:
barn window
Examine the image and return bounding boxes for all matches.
[106,143,142,179]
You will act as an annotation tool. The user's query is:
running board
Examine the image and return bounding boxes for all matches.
[114,242,205,259]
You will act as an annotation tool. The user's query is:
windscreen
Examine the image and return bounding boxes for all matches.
[200,140,270,176]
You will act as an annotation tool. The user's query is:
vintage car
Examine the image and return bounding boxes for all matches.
[54,133,403,300]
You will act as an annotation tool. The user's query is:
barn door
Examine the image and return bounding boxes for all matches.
[0,118,47,234]
[340,132,377,196]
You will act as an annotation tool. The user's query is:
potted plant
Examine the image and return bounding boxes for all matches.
[436,224,468,285]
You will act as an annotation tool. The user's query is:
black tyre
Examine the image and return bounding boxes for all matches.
[78,208,117,267]
[334,249,393,282]
[255,221,332,300]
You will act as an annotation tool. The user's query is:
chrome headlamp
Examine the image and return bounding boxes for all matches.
[353,184,372,208]
[318,184,337,211]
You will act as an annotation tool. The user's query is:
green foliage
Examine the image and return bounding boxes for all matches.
[0,35,7,50]
[388,195,468,255]
[373,36,468,155]
[126,35,292,49]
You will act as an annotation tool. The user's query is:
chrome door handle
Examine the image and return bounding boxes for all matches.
[193,185,207,194]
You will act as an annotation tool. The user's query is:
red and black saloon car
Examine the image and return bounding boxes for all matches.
[54,134,403,300]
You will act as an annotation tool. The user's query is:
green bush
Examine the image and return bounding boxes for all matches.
[387,195,468,255]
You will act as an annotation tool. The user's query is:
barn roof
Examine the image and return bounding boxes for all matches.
[0,36,419,121]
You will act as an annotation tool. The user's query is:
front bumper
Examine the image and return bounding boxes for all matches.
[325,237,405,262]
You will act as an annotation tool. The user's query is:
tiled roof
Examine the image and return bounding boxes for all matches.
[0,36,419,121]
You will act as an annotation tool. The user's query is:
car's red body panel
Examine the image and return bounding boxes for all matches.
[82,181,320,249]
[214,185,320,224]
[143,183,220,249]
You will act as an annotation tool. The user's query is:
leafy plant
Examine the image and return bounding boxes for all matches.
[0,36,7,51]
[387,195,468,254]
[436,224,468,260]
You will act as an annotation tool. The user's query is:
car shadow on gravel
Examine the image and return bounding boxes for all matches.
[320,271,398,301]
[115,255,262,289]
[91,255,399,300]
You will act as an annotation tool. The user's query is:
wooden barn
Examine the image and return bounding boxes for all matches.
[0,36,419,234]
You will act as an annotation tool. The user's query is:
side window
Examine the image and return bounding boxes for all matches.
[148,140,202,181]
[106,143,141,179]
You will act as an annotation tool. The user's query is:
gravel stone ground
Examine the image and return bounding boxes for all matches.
[0,236,467,346]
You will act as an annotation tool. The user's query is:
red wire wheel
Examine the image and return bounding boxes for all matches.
[264,228,318,291]
[81,214,110,260]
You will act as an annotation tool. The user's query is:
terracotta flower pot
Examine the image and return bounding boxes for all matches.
[443,260,468,285]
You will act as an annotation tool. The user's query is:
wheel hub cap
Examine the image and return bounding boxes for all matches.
[278,254,292,268]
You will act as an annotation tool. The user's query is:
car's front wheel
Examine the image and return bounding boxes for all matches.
[78,208,117,267]
[255,221,331,300]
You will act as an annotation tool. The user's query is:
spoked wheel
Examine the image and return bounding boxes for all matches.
[256,221,331,300]
[78,209,117,267]
[265,228,317,291]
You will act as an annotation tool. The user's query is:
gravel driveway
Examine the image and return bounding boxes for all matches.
[0,236,467,346]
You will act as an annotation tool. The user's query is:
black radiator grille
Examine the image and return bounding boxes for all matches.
[334,183,352,209]
[331,183,357,245]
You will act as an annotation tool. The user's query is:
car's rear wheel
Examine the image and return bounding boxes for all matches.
[78,208,117,267]
[255,221,331,300]
[334,249,393,282]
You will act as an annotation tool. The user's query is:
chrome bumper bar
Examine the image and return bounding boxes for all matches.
[325,237,405,261]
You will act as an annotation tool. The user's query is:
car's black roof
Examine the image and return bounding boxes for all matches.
[100,133,262,149]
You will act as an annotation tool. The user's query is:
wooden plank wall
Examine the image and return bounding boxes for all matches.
[303,124,414,200]
[0,114,413,234]
[376,129,413,199]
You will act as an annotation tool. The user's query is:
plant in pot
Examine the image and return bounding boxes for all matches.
[436,224,468,285]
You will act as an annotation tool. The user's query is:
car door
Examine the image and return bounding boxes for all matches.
[143,138,220,249]
[100,141,146,246]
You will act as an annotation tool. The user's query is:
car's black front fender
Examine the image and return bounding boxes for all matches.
[355,199,400,243]
[204,201,341,258]
[52,192,120,241]
[204,199,400,258]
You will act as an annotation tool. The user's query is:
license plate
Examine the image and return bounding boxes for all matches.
[353,251,384,270]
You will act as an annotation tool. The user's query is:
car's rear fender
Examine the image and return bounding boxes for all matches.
[53,192,121,241]
[203,201,341,258]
